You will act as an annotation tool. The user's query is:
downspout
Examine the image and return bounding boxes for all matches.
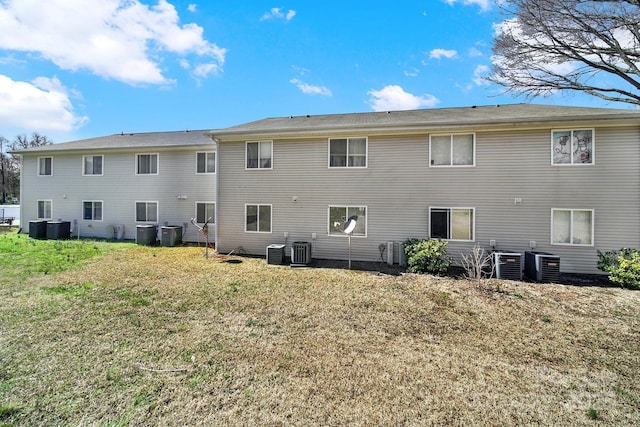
[213,137,219,251]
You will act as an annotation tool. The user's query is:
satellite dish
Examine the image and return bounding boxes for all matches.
[343,215,358,234]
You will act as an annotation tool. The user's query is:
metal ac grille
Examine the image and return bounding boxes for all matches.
[540,257,560,282]
[291,241,312,265]
[495,253,522,280]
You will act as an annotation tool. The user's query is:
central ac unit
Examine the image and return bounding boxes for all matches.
[494,252,522,280]
[524,251,560,282]
[291,241,312,266]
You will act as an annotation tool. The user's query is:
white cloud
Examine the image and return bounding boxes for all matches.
[260,8,296,22]
[290,78,332,96]
[0,0,226,85]
[468,47,483,57]
[404,67,420,77]
[442,0,491,12]
[473,64,490,86]
[187,4,197,13]
[368,85,439,111]
[429,49,458,60]
[0,75,88,132]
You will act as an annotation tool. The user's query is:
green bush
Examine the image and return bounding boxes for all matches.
[403,238,452,275]
[597,248,640,290]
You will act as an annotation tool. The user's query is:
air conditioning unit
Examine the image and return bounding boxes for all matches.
[291,241,312,266]
[494,252,522,280]
[524,251,560,282]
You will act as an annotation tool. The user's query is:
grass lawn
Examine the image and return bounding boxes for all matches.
[0,229,639,426]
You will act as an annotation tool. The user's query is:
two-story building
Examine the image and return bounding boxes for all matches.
[14,130,216,243]
[209,104,640,275]
[13,104,640,274]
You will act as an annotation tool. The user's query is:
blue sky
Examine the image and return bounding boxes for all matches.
[0,0,628,143]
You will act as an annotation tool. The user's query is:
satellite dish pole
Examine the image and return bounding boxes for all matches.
[343,215,358,269]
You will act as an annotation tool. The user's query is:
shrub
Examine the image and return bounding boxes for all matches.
[403,238,452,275]
[597,248,640,290]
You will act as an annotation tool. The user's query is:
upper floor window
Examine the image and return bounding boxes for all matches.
[328,206,367,236]
[430,134,475,167]
[329,137,367,168]
[246,141,272,169]
[196,202,215,224]
[83,201,103,221]
[245,204,271,233]
[136,201,158,222]
[430,207,475,241]
[136,153,158,175]
[552,129,594,165]
[38,157,53,176]
[83,155,103,176]
[552,209,593,246]
[37,200,52,219]
[196,152,216,174]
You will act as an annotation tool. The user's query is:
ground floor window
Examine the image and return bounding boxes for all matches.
[246,204,271,233]
[83,201,103,221]
[196,202,215,224]
[328,206,367,236]
[37,200,52,219]
[430,207,474,241]
[552,209,593,245]
[136,201,158,222]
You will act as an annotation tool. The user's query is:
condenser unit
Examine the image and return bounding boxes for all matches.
[291,241,312,266]
[524,251,560,282]
[493,252,522,280]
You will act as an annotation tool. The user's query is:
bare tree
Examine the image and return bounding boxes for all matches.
[0,132,54,203]
[488,0,640,106]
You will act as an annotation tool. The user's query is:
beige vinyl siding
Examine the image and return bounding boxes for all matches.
[217,125,640,274]
[20,148,216,242]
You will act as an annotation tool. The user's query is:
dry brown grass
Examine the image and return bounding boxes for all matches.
[1,245,639,426]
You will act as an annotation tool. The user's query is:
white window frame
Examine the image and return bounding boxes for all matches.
[37,199,52,220]
[328,205,368,237]
[135,153,159,175]
[135,201,159,223]
[83,200,103,221]
[245,141,273,170]
[83,155,104,176]
[429,133,476,167]
[551,129,595,166]
[328,137,368,168]
[429,207,475,242]
[195,201,215,224]
[551,208,594,246]
[245,203,272,233]
[196,152,216,174]
[38,157,53,176]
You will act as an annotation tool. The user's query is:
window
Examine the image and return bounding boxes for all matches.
[196,202,215,224]
[196,152,215,174]
[136,153,158,174]
[37,200,52,219]
[552,129,594,165]
[83,155,103,175]
[328,206,367,236]
[430,134,475,166]
[245,204,271,233]
[38,157,53,176]
[552,209,593,245]
[83,201,103,221]
[430,208,474,241]
[246,141,272,169]
[136,201,158,222]
[329,137,367,168]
